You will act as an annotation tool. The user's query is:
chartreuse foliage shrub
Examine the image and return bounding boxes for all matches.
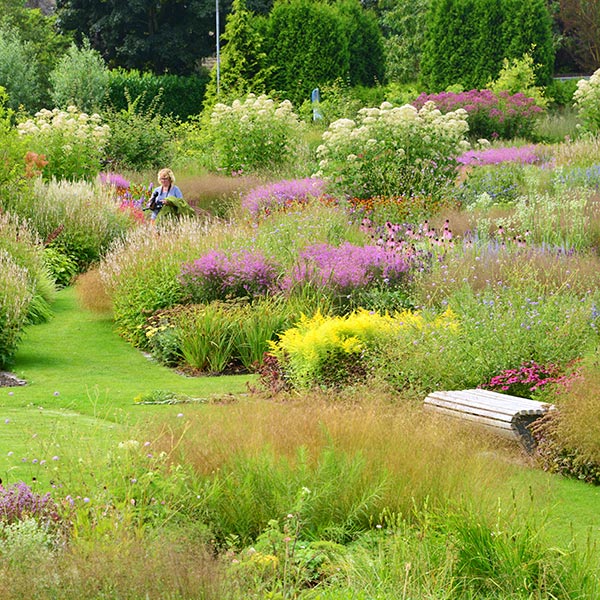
[201,94,307,174]
[269,308,458,390]
[314,101,469,199]
[421,0,554,91]
[17,106,110,182]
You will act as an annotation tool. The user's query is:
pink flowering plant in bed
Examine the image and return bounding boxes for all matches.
[412,89,543,140]
[241,177,336,220]
[280,242,412,296]
[179,249,281,303]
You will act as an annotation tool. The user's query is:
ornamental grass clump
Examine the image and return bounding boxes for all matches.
[0,251,31,368]
[204,94,307,174]
[315,101,469,200]
[241,177,334,220]
[180,249,281,303]
[17,106,110,181]
[100,218,226,347]
[412,89,543,140]
[0,211,56,324]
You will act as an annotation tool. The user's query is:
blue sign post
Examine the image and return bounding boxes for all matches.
[311,87,323,121]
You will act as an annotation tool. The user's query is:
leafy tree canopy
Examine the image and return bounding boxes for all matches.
[55,0,220,75]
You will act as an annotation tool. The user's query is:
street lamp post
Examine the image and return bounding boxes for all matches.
[216,0,221,95]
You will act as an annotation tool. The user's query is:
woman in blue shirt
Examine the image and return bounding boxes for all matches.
[147,168,195,221]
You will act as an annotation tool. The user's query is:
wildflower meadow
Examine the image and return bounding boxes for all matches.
[3,66,600,598]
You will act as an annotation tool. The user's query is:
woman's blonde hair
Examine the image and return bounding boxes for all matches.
[157,168,176,183]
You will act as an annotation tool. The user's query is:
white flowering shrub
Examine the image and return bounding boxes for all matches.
[204,93,307,174]
[314,101,470,199]
[17,106,110,181]
[573,70,600,134]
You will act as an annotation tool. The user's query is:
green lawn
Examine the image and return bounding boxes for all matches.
[1,287,254,480]
[2,286,600,558]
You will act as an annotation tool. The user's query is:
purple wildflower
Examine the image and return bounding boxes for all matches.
[180,249,281,302]
[457,145,542,166]
[281,242,410,294]
[241,178,334,219]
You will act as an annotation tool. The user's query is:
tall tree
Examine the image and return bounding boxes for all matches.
[55,0,219,75]
[421,0,554,91]
[203,0,269,105]
[558,0,600,72]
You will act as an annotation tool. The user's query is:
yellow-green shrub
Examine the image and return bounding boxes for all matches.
[269,308,458,390]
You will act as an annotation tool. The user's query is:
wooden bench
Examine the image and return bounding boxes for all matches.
[424,388,554,451]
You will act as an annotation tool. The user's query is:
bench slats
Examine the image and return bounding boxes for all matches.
[423,388,554,451]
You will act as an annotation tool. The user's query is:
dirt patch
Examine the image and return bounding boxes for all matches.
[0,372,26,387]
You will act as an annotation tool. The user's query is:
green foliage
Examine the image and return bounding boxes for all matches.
[203,0,269,109]
[488,51,549,108]
[203,93,307,174]
[0,25,43,112]
[43,246,79,289]
[49,39,109,113]
[7,179,132,272]
[314,101,469,199]
[337,0,385,87]
[0,212,56,326]
[55,0,215,76]
[375,284,599,394]
[17,106,110,182]
[264,0,351,106]
[106,68,209,121]
[0,87,27,187]
[379,0,430,84]
[0,250,31,368]
[103,91,176,171]
[421,0,554,91]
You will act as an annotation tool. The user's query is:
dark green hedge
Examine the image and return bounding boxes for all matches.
[106,68,210,121]
[420,0,554,92]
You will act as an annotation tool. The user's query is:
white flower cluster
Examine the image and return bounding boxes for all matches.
[17,105,110,148]
[313,101,470,198]
[573,70,600,133]
[211,94,299,129]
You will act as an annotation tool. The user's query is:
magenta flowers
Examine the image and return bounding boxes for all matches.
[412,89,543,140]
[180,249,281,302]
[241,178,334,219]
[457,145,543,167]
[281,242,410,294]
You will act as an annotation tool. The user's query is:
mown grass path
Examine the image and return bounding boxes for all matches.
[1,287,253,481]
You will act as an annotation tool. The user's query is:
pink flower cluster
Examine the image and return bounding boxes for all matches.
[180,249,281,302]
[281,242,410,294]
[412,89,543,139]
[457,145,542,166]
[480,360,576,398]
[241,178,335,219]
